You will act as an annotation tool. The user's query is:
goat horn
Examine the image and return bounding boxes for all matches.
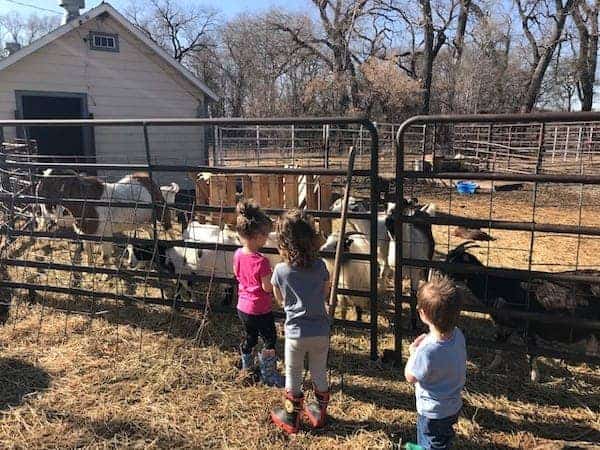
[453,241,479,254]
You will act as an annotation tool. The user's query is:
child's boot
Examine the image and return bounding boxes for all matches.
[304,386,330,428]
[271,390,304,434]
[237,346,255,384]
[258,349,285,388]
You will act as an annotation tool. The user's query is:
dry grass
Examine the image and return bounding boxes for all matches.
[0,301,598,450]
[0,186,599,449]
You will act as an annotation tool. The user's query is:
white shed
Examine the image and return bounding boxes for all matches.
[0,2,218,188]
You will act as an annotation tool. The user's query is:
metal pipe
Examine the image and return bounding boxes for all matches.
[401,257,600,284]
[399,214,600,238]
[329,147,356,318]
[401,170,600,184]
[392,294,600,330]
[5,228,373,261]
[2,195,373,220]
[0,281,372,329]
[6,160,370,176]
[0,116,377,127]
[366,121,380,361]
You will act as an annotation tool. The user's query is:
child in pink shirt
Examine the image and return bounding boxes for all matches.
[234,201,284,387]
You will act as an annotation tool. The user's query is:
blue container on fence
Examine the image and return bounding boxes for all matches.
[456,180,478,195]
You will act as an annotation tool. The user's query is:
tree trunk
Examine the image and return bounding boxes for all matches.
[520,0,575,112]
[420,0,434,114]
[448,0,471,112]
[573,0,599,111]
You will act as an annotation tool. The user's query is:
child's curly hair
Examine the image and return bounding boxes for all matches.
[276,209,320,268]
[236,200,272,239]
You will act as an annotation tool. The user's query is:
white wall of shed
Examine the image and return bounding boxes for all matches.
[0,15,208,189]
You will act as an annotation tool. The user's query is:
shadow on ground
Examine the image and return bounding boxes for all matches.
[0,358,51,410]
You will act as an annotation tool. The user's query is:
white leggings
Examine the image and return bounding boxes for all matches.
[285,335,329,396]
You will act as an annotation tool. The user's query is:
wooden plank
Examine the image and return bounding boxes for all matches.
[305,175,318,210]
[319,176,334,235]
[240,175,252,201]
[268,175,284,208]
[209,175,226,225]
[224,175,237,226]
[284,175,298,209]
[189,172,208,224]
[252,175,270,208]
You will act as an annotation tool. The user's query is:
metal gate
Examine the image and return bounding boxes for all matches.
[393,112,600,365]
[0,117,381,360]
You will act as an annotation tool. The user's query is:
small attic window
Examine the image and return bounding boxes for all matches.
[89,32,119,52]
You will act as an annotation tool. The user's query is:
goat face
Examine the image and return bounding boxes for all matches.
[330,196,368,213]
[320,233,355,254]
[36,169,78,230]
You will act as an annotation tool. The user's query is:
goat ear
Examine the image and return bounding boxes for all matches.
[418,279,426,289]
[343,238,353,251]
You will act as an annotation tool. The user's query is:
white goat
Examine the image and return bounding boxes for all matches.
[320,232,386,321]
[331,197,436,290]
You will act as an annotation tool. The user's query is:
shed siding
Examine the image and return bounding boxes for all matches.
[0,16,207,188]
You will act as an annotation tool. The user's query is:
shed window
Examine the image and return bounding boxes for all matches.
[89,32,119,52]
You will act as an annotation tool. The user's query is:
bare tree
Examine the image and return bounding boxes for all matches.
[125,0,219,63]
[0,12,59,47]
[571,0,599,110]
[270,1,372,113]
[515,0,575,112]
[375,0,459,113]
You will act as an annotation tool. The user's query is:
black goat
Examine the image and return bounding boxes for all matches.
[445,242,600,381]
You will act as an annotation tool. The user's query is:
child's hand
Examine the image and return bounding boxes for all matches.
[409,333,428,355]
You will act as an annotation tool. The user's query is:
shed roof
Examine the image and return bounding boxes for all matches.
[0,2,219,102]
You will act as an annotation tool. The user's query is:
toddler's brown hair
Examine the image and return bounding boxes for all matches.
[276,209,320,268]
[236,200,272,239]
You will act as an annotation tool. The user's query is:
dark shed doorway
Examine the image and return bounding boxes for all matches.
[15,91,94,163]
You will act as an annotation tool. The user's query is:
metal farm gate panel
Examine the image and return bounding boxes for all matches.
[0,117,381,361]
[392,112,600,366]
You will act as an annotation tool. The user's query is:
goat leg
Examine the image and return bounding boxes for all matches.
[488,328,511,371]
[356,306,363,322]
[529,354,540,383]
[488,350,503,371]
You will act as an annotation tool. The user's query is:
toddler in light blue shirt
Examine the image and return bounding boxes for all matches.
[405,273,466,450]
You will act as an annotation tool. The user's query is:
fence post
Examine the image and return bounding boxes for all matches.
[323,124,330,168]
[359,125,363,157]
[291,124,295,166]
[564,126,570,162]
[551,126,558,164]
[212,126,218,166]
[421,124,427,169]
[576,126,583,161]
[256,125,260,165]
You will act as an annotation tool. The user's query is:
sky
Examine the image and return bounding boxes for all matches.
[0,0,308,18]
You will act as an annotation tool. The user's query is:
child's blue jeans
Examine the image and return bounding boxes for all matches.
[417,413,458,450]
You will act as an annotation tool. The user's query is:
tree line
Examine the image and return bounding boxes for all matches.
[1,0,598,121]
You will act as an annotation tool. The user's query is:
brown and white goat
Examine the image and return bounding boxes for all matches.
[36,170,171,264]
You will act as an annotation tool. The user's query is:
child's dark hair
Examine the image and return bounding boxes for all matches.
[276,209,320,268]
[417,272,461,334]
[236,200,272,239]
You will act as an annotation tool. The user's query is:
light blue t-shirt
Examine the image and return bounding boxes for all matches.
[410,328,467,419]
[271,260,330,339]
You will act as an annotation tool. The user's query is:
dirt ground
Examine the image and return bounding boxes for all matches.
[0,184,599,449]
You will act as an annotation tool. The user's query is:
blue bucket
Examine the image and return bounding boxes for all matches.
[456,180,478,195]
